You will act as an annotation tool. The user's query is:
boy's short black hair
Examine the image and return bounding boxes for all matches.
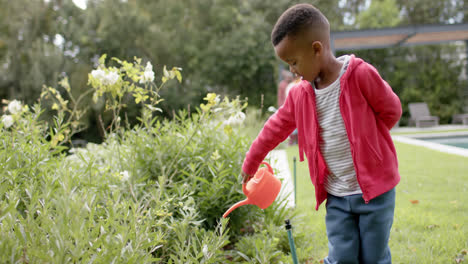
[271,4,328,46]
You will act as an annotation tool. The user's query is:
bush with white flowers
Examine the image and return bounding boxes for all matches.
[8,99,22,114]
[0,55,295,263]
[1,99,26,128]
[1,114,13,128]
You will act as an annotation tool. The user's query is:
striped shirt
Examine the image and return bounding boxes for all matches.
[313,55,362,196]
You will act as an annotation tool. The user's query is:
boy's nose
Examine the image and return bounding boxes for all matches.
[288,66,296,75]
[288,67,299,77]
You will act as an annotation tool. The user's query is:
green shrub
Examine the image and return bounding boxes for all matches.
[0,56,299,263]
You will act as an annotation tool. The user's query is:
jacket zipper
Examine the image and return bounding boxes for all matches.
[311,88,320,184]
[338,80,370,204]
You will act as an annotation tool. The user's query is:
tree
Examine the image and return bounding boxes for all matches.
[356,0,400,29]
[0,0,65,101]
[1,0,466,136]
[396,0,466,25]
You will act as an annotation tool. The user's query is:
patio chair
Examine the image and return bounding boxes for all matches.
[408,102,439,127]
[452,113,468,125]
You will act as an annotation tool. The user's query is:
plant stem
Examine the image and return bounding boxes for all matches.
[166,112,205,181]
[66,88,94,125]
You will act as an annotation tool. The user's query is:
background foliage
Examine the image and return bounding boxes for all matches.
[1,0,467,141]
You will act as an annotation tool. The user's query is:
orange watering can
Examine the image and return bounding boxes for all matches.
[223,161,281,218]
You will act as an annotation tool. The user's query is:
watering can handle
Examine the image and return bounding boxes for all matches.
[261,161,273,174]
[243,161,273,196]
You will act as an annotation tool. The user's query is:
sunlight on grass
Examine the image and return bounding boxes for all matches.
[285,142,468,263]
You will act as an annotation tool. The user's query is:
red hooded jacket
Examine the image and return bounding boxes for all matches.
[243,55,402,210]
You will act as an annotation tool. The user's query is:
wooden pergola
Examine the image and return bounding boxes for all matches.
[331,23,468,51]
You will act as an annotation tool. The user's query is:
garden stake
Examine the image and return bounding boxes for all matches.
[285,219,299,264]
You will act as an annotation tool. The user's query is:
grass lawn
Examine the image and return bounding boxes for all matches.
[285,142,468,263]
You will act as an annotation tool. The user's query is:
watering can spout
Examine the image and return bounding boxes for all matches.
[223,199,250,218]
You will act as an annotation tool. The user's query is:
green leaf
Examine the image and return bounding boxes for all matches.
[175,70,182,83]
[223,125,232,136]
[146,105,162,112]
[59,77,71,92]
[99,54,107,65]
[194,176,210,184]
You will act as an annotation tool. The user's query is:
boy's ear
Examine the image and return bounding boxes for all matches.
[311,41,323,55]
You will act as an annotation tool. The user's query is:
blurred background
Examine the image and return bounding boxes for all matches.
[1,0,467,142]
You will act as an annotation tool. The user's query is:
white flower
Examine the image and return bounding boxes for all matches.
[8,100,22,114]
[2,115,14,128]
[91,68,119,85]
[236,111,246,122]
[145,61,153,72]
[103,70,120,85]
[267,106,277,113]
[120,170,130,181]
[139,62,155,84]
[202,244,209,258]
[91,68,106,81]
[139,70,155,84]
[224,111,246,126]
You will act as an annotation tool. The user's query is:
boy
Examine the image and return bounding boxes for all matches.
[241,4,402,264]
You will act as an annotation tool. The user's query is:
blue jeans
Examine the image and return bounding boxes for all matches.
[324,188,395,264]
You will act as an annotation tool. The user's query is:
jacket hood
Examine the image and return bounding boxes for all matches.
[340,54,364,81]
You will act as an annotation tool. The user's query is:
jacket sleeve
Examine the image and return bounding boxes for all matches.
[242,90,297,175]
[357,63,402,130]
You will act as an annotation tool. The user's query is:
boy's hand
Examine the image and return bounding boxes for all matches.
[242,171,253,184]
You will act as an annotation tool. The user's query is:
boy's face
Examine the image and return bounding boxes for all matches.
[274,35,321,82]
